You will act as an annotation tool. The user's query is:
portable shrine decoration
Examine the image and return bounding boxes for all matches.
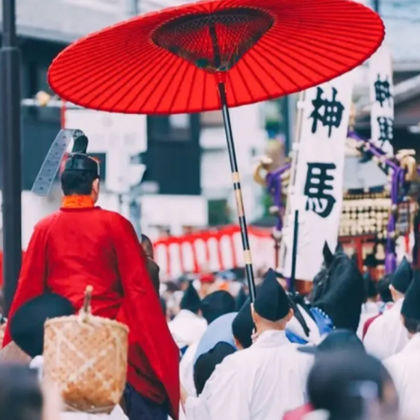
[48,0,384,300]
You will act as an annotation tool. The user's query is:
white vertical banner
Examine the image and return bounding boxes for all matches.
[281,72,354,281]
[369,44,394,155]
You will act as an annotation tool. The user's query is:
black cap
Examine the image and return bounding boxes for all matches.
[254,268,290,321]
[201,291,235,324]
[401,270,420,320]
[10,293,75,357]
[64,153,99,176]
[232,298,253,348]
[391,257,413,294]
[180,282,201,314]
[63,132,99,176]
[299,329,365,355]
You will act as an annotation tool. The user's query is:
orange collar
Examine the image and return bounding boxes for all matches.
[62,195,94,209]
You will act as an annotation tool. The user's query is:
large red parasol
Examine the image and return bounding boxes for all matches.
[48,0,384,300]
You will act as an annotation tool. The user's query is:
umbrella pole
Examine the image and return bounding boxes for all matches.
[217,81,256,302]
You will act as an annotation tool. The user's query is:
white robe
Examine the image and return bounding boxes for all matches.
[357,301,380,339]
[363,299,409,360]
[184,330,312,420]
[168,309,207,349]
[180,340,200,397]
[385,333,420,420]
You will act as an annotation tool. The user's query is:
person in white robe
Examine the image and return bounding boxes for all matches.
[168,282,207,351]
[357,274,380,338]
[364,257,412,359]
[385,271,420,420]
[181,269,312,420]
[179,289,236,397]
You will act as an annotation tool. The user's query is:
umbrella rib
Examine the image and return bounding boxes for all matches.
[240,55,271,98]
[52,48,159,106]
[184,65,200,113]
[267,24,373,58]
[201,71,208,111]
[271,19,380,44]
[253,41,316,85]
[243,49,285,94]
[50,46,145,91]
[275,19,381,41]
[269,32,369,61]
[234,62,257,102]
[120,53,181,113]
[94,48,174,109]
[50,36,137,76]
[161,61,193,113]
[55,40,171,102]
[261,35,350,73]
[227,73,239,106]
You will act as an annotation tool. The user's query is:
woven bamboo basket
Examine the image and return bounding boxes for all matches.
[43,286,129,414]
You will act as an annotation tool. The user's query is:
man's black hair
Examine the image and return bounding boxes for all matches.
[61,170,98,196]
[403,316,420,334]
[307,350,397,420]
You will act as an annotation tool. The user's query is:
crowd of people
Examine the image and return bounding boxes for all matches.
[1,134,420,420]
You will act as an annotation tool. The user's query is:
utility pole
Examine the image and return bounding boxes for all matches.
[1,0,22,314]
[374,0,380,13]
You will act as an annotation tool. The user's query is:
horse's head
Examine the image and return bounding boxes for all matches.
[310,242,364,332]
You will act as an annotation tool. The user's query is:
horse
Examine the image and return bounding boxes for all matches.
[308,243,365,333]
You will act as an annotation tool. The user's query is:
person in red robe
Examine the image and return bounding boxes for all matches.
[2,134,179,420]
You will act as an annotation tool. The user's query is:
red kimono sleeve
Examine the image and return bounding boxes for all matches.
[111,215,180,420]
[2,224,48,347]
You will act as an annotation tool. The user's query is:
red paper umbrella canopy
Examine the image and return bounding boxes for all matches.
[48,0,384,114]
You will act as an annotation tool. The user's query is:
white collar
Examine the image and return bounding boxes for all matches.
[177,309,201,320]
[253,330,289,348]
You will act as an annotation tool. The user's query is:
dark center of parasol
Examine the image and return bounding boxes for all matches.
[152,7,274,73]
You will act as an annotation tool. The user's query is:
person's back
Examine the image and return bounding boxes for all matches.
[385,272,420,420]
[3,133,179,420]
[214,331,309,419]
[38,207,131,317]
[183,269,312,420]
[386,334,420,420]
[364,259,413,360]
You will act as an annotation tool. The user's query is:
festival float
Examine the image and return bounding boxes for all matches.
[253,45,419,290]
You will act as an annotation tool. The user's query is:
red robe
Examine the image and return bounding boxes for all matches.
[3,206,179,419]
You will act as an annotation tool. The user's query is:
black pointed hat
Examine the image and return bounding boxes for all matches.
[232,298,253,348]
[10,293,75,357]
[401,270,420,320]
[391,256,413,294]
[254,268,290,321]
[180,282,201,313]
[64,131,99,176]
